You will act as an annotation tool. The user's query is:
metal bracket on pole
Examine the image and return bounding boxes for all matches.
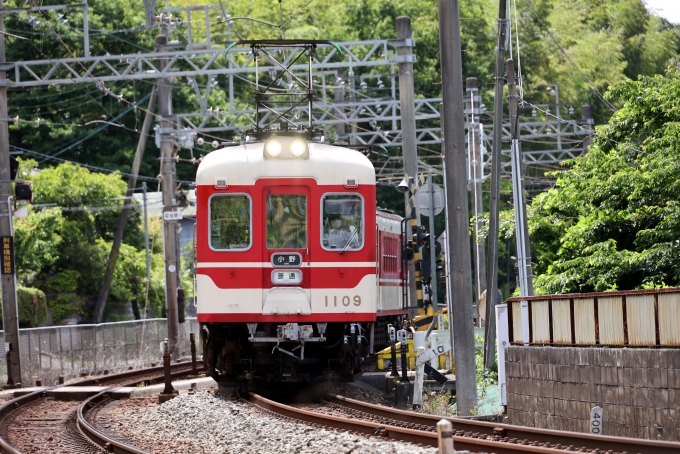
[391,55,417,64]
[388,38,416,48]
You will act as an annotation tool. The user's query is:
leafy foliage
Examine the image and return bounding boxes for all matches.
[528,68,680,293]
[12,160,176,323]
[0,287,48,328]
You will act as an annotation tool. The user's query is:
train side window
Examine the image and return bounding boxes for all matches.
[266,194,307,249]
[321,194,364,251]
[209,194,251,250]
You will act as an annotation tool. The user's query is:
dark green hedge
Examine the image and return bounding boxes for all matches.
[0,286,48,328]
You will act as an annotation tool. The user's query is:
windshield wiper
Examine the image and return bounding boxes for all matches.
[340,228,358,254]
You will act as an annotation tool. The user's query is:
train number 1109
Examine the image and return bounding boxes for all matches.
[325,295,361,307]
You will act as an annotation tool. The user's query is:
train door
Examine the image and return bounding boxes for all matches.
[261,185,312,315]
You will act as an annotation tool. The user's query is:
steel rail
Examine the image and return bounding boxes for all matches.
[247,392,575,453]
[0,362,201,454]
[76,364,203,454]
[328,393,680,454]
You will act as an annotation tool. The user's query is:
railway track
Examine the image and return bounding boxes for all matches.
[0,362,201,454]
[245,391,680,454]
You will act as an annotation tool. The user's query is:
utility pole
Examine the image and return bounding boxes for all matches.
[156,27,180,360]
[0,7,22,386]
[437,0,477,415]
[507,59,533,298]
[395,16,419,310]
[426,173,438,309]
[466,77,486,310]
[93,87,157,323]
[334,68,345,142]
[484,0,508,369]
[142,181,151,318]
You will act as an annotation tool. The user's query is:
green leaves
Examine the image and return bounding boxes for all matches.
[527,67,680,294]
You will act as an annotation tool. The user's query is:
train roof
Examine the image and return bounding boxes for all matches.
[196,141,376,187]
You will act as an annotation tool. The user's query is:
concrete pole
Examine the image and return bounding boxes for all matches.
[466,78,486,310]
[396,16,419,311]
[427,173,438,308]
[581,104,593,153]
[348,71,357,145]
[334,68,345,142]
[507,59,533,297]
[484,0,508,369]
[0,7,22,386]
[156,28,180,360]
[437,0,477,415]
[142,181,151,316]
[93,87,157,323]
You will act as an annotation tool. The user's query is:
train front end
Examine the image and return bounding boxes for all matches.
[195,135,377,386]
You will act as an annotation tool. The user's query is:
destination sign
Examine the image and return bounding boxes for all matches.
[271,252,302,267]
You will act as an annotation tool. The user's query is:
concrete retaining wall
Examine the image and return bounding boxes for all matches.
[505,346,680,441]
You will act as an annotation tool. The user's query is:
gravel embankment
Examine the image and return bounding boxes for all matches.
[111,390,440,454]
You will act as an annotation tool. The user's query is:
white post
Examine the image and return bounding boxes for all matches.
[520,299,530,344]
[437,419,454,454]
[589,406,604,435]
[496,303,509,406]
[429,332,439,368]
[413,346,426,409]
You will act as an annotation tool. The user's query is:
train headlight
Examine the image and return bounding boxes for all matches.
[290,139,307,157]
[264,139,283,158]
[263,136,310,159]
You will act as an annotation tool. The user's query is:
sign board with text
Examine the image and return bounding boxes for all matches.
[1,236,14,275]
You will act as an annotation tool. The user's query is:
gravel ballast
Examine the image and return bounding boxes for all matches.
[111,390,440,454]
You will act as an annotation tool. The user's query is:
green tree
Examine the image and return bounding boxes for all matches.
[527,67,680,293]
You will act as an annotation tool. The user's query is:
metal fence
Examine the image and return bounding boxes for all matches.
[506,288,680,347]
[0,318,202,387]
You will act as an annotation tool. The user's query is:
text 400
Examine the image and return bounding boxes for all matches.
[325,296,361,307]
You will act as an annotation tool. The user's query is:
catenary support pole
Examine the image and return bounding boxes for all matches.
[466,78,486,310]
[93,87,157,323]
[396,16,419,310]
[0,7,22,386]
[437,0,477,415]
[156,27,181,360]
[484,0,508,369]
[507,59,533,298]
[427,173,438,308]
[334,68,345,141]
[143,181,151,317]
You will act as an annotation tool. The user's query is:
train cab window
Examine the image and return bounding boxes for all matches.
[266,194,307,249]
[209,194,251,250]
[321,194,364,251]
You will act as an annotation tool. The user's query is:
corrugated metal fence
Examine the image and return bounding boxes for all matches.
[506,288,680,347]
[0,318,201,387]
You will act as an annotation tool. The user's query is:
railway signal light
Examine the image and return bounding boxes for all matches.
[413,225,429,247]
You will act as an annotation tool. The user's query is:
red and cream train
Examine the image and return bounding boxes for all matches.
[195,133,406,385]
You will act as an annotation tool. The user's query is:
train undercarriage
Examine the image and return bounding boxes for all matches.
[201,317,404,390]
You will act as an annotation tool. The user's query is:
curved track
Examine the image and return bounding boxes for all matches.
[0,362,200,454]
[245,391,680,454]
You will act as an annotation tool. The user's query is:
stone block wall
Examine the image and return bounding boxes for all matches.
[505,346,680,441]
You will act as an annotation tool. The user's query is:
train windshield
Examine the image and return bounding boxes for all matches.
[266,194,307,249]
[209,194,251,250]
[321,194,364,251]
